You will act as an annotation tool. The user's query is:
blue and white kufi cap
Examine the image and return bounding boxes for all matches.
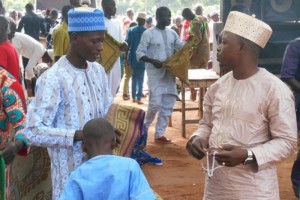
[68,7,105,32]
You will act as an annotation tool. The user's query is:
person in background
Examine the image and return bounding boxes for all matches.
[70,0,81,7]
[145,16,154,29]
[280,37,300,198]
[0,0,5,15]
[17,3,46,90]
[186,11,297,200]
[122,21,137,101]
[194,4,203,16]
[44,9,59,49]
[171,16,183,37]
[101,0,127,97]
[0,16,21,82]
[208,11,219,49]
[81,0,91,7]
[17,3,45,41]
[123,8,134,35]
[182,8,209,101]
[9,10,18,23]
[8,17,53,97]
[60,118,156,200]
[53,5,73,62]
[136,6,183,144]
[125,13,146,104]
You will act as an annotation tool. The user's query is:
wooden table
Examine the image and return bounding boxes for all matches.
[173,70,219,138]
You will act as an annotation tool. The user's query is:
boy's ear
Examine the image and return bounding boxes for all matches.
[82,139,91,153]
[110,138,116,150]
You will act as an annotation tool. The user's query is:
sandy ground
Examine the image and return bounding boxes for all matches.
[115,89,298,200]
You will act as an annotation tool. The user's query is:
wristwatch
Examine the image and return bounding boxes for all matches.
[243,149,254,165]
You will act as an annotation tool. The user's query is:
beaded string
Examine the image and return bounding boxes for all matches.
[201,151,223,178]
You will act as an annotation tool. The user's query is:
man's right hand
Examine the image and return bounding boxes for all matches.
[186,135,209,160]
[151,59,162,68]
[74,130,83,142]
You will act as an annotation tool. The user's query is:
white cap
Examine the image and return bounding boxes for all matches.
[209,11,219,17]
[223,11,272,48]
[137,12,146,20]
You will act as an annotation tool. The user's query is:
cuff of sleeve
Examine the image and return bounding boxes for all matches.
[66,129,76,147]
[190,131,210,141]
[249,147,264,169]
[15,134,30,156]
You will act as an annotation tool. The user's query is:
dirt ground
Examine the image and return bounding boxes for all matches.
[115,93,298,200]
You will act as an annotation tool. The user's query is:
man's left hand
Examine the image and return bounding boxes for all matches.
[215,144,248,167]
[120,42,128,51]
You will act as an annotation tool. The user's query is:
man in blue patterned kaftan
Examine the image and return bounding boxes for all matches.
[24,8,113,200]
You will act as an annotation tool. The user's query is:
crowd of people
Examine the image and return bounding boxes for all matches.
[0,0,299,199]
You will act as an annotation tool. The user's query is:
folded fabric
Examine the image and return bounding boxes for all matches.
[97,31,122,73]
[162,36,198,84]
[106,103,145,157]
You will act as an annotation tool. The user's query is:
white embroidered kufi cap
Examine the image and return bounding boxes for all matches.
[223,11,272,48]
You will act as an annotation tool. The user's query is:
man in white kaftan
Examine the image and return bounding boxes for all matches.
[194,68,297,199]
[102,0,125,97]
[25,56,113,199]
[24,8,113,200]
[136,7,183,143]
[186,11,297,200]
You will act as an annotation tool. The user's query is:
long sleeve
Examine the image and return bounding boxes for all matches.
[136,31,149,61]
[129,161,156,200]
[251,85,297,169]
[2,81,29,156]
[173,30,184,50]
[24,73,75,148]
[60,177,82,200]
[24,47,44,80]
[191,86,213,140]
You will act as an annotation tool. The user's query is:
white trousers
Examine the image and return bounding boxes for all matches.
[144,93,176,138]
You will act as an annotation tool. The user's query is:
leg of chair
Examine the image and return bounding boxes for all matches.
[168,115,172,127]
[181,81,186,138]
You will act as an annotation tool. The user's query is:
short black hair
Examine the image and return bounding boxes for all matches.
[83,118,114,141]
[236,34,261,56]
[156,6,170,19]
[101,0,113,8]
[182,8,194,20]
[50,9,59,17]
[230,4,251,15]
[25,3,34,11]
[62,5,73,21]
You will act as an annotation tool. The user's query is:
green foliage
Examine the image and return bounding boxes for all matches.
[4,0,220,16]
[4,0,34,12]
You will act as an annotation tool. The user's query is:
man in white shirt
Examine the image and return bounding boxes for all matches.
[101,0,127,97]
[8,18,52,96]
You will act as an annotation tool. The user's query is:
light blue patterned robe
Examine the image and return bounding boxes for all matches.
[24,56,113,200]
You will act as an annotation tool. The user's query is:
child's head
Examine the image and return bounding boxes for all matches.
[82,118,116,159]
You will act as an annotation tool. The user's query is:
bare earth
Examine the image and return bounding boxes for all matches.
[115,95,298,200]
